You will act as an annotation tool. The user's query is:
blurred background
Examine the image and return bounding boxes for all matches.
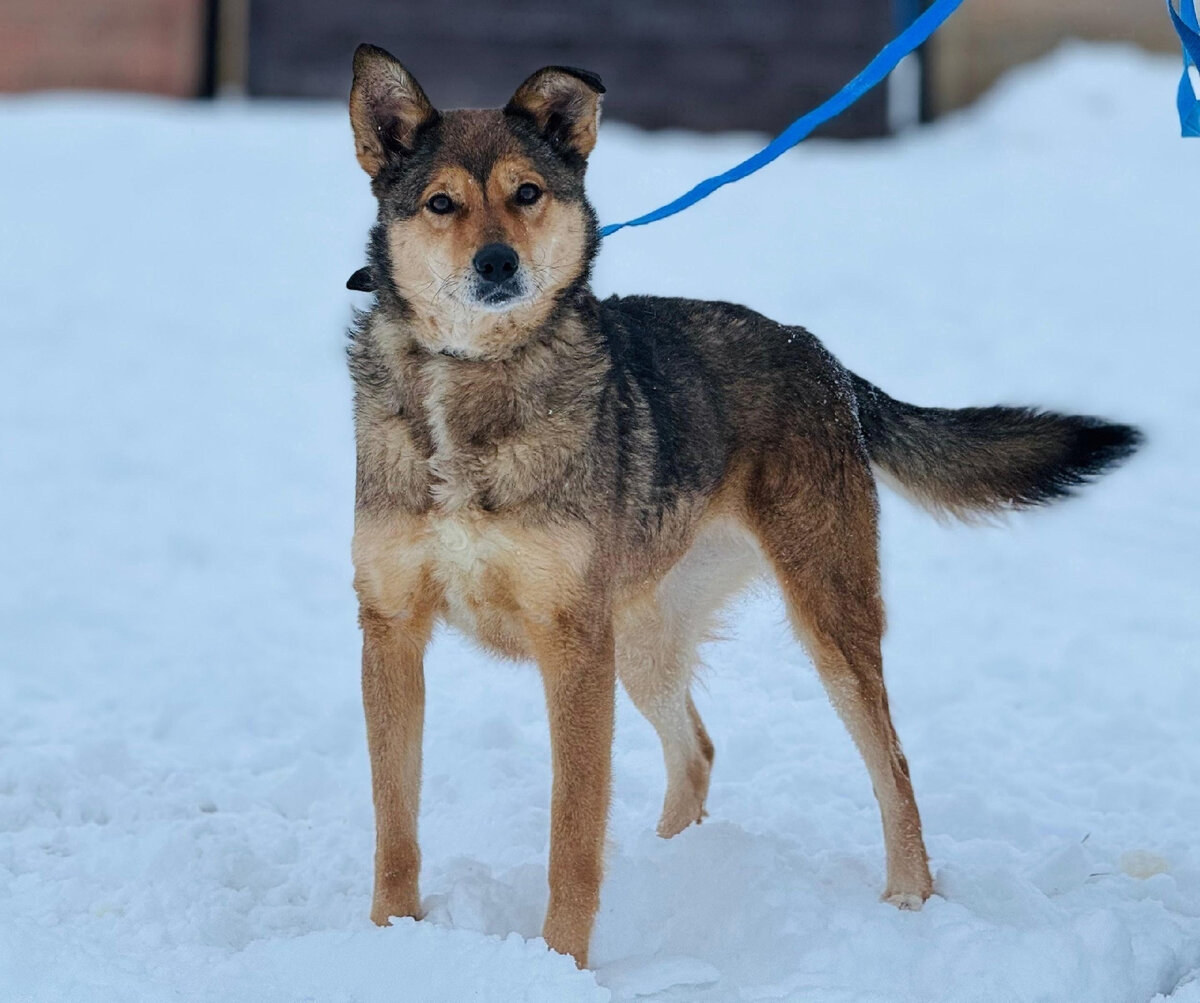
[3,2,1199,1000]
[0,0,1181,133]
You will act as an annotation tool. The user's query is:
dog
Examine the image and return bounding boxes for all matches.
[344,43,1141,968]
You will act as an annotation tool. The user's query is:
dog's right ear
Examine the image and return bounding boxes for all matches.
[349,44,439,178]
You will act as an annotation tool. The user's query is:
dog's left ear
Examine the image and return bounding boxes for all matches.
[505,66,606,162]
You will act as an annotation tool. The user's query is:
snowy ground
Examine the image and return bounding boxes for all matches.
[2,43,1198,1002]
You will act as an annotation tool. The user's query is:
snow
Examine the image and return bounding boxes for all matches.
[1,43,1198,1002]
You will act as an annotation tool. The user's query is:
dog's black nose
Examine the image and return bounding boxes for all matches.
[473,243,519,284]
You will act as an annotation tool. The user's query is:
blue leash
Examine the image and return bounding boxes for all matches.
[599,0,1200,239]
[598,0,967,238]
[1169,0,1200,136]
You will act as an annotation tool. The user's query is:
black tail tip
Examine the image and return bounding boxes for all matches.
[1068,418,1143,477]
[1036,417,1143,507]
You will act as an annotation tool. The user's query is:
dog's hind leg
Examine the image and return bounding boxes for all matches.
[616,519,763,837]
[747,449,933,907]
[616,598,714,838]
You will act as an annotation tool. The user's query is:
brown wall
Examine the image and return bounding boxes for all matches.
[0,0,206,96]
[1,0,1182,120]
[929,0,1181,114]
[246,0,894,137]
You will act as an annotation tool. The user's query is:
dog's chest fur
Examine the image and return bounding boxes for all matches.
[353,337,607,654]
[390,347,600,511]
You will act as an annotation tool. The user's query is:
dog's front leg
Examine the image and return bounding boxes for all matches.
[529,602,616,969]
[359,603,435,926]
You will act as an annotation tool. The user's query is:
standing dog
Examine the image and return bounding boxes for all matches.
[345,43,1140,968]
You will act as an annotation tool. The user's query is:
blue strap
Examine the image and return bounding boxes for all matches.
[598,0,968,238]
[1169,0,1200,136]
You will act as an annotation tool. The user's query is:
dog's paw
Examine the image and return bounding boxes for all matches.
[656,792,706,839]
[883,891,927,911]
[656,812,701,839]
[370,889,423,926]
[882,863,934,910]
[656,757,712,838]
[370,905,424,926]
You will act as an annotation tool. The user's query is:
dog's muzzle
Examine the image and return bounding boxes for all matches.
[473,243,519,285]
[471,243,525,307]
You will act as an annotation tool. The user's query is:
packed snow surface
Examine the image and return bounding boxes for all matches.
[2,44,1198,1002]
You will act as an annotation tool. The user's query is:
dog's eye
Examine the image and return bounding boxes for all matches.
[514,183,542,206]
[426,193,454,215]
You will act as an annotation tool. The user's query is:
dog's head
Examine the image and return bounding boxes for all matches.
[349,44,604,358]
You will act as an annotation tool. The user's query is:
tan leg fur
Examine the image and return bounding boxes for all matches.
[747,448,933,906]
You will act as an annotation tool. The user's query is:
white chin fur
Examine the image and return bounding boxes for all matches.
[463,281,533,313]
[468,298,529,314]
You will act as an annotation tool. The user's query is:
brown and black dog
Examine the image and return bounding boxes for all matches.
[345,43,1140,968]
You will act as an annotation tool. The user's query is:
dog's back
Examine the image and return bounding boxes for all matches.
[596,293,1139,532]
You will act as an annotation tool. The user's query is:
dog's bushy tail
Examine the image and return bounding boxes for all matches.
[850,374,1142,519]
